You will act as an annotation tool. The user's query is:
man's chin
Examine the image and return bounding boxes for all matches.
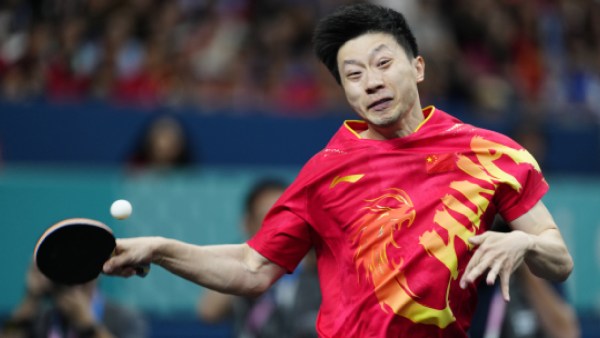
[367,115,397,128]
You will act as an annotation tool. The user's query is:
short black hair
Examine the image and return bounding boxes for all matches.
[313,2,419,84]
[244,178,288,215]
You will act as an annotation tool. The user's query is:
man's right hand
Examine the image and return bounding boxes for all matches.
[103,237,159,277]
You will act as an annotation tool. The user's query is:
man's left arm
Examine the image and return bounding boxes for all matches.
[460,201,574,301]
[509,201,573,280]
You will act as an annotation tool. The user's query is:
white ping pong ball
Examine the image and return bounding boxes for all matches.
[110,199,132,220]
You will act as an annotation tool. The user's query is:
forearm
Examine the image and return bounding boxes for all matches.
[523,228,573,281]
[508,201,574,281]
[152,238,281,296]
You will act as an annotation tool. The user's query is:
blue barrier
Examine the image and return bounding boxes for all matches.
[0,100,598,172]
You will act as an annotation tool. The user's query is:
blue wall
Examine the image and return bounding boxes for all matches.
[1,100,599,172]
[0,101,345,167]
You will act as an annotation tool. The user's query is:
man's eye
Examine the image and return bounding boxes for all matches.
[378,59,391,67]
[347,72,361,79]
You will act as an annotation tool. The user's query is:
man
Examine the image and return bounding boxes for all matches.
[103,3,573,337]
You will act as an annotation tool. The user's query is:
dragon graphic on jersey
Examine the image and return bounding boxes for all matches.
[351,135,542,328]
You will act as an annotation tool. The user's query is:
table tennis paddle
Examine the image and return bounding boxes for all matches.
[34,218,149,285]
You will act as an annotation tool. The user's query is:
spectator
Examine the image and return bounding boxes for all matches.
[197,179,321,338]
[0,0,598,119]
[0,261,147,338]
[46,18,91,102]
[128,115,195,170]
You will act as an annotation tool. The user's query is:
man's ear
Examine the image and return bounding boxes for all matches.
[414,56,425,83]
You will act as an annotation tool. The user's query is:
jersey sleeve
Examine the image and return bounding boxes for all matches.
[492,140,549,222]
[247,176,313,273]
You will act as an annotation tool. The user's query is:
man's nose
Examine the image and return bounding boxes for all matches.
[365,71,384,94]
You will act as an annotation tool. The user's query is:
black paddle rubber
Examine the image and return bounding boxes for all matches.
[35,219,116,285]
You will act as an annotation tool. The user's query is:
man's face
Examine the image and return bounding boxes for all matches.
[337,32,424,128]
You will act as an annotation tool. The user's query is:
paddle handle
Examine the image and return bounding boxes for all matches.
[109,250,150,277]
[134,264,151,277]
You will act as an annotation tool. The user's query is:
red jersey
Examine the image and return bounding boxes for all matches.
[247,106,548,337]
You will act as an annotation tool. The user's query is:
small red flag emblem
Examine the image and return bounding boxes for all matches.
[425,153,457,173]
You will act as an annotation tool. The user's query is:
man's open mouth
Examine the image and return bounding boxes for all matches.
[368,98,393,110]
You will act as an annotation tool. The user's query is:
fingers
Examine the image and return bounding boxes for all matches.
[103,243,136,276]
[103,258,138,277]
[461,232,505,288]
[103,254,124,273]
[461,232,523,295]
[102,259,116,275]
[500,271,511,301]
[486,260,502,285]
[103,238,151,277]
[460,233,490,287]
[461,258,504,290]
[460,253,492,288]
[103,255,137,276]
[468,232,488,246]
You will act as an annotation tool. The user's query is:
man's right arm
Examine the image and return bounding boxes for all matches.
[103,237,286,297]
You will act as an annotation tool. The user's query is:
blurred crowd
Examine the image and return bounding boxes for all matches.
[0,0,599,121]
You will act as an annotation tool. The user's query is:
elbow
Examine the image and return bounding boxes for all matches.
[219,275,270,298]
[244,276,272,298]
[557,255,574,282]
[245,288,267,299]
[239,244,282,297]
[555,244,575,281]
[528,250,574,282]
[548,251,574,282]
